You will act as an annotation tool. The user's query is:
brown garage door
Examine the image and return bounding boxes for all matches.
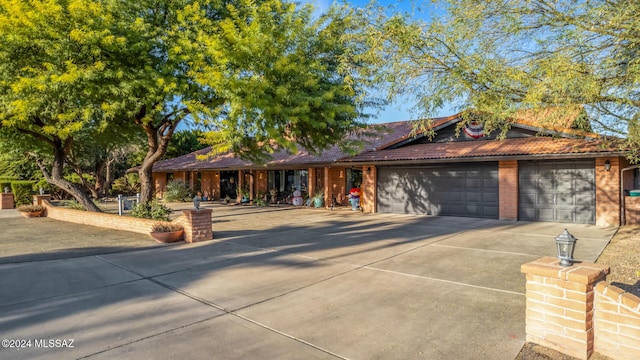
[519,160,595,224]
[377,163,499,218]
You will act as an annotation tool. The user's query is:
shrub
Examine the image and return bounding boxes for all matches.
[61,199,85,210]
[150,222,183,233]
[130,200,172,221]
[17,204,44,212]
[163,180,191,202]
[11,181,36,205]
[0,181,11,193]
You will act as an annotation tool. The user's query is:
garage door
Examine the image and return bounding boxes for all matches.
[519,160,595,224]
[377,163,499,218]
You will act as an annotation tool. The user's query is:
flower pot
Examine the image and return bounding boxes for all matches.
[19,210,43,218]
[149,230,184,244]
[313,197,324,208]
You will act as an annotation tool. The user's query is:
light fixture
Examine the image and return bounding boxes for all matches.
[604,160,611,172]
[193,194,201,210]
[366,167,371,174]
[555,229,577,267]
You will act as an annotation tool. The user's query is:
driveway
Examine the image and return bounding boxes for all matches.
[0,206,616,359]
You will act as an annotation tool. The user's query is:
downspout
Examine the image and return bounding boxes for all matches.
[620,164,640,226]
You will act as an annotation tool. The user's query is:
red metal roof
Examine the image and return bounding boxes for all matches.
[339,137,620,163]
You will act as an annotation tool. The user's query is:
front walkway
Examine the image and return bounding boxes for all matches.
[0,205,616,359]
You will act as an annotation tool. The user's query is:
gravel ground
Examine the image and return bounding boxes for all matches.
[516,225,640,360]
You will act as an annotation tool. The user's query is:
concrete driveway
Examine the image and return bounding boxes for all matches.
[0,205,616,359]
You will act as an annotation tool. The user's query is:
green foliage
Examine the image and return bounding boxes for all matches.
[60,199,85,210]
[360,0,640,160]
[130,200,173,221]
[111,173,140,196]
[165,130,207,159]
[163,180,192,202]
[0,181,11,192]
[11,180,35,205]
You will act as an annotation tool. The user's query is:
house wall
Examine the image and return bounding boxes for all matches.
[596,157,622,227]
[325,167,347,206]
[153,173,167,199]
[499,160,518,220]
[255,170,268,197]
[201,171,214,200]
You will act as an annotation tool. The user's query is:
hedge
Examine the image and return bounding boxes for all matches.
[11,181,36,206]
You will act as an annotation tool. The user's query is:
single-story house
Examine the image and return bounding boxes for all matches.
[152,113,640,227]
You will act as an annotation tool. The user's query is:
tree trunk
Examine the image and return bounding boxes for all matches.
[44,141,102,212]
[137,120,177,204]
[95,158,107,198]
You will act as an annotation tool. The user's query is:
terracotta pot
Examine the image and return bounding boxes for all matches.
[19,210,43,218]
[149,230,184,243]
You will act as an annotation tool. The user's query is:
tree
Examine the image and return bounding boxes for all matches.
[359,0,640,158]
[0,0,374,209]
[164,129,207,159]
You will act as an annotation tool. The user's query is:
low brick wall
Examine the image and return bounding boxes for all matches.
[625,196,640,225]
[42,200,157,234]
[594,282,640,360]
[522,257,640,360]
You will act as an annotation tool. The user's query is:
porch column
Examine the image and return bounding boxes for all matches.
[499,160,518,220]
[361,165,376,213]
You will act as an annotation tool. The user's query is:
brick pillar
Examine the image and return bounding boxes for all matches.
[361,166,377,213]
[32,195,52,206]
[181,209,213,243]
[1,193,14,209]
[595,157,621,227]
[521,257,610,359]
[499,160,518,220]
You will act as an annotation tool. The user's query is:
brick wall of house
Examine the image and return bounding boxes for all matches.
[308,168,317,199]
[361,166,376,213]
[499,160,518,220]
[594,282,640,360]
[1,193,14,209]
[174,171,186,182]
[154,173,167,199]
[255,170,268,197]
[596,157,622,227]
[201,171,214,200]
[325,167,347,206]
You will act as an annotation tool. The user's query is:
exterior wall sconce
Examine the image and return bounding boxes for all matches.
[259,172,263,180]
[366,167,371,174]
[604,160,611,172]
[555,229,577,267]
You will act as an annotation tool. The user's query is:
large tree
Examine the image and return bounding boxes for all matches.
[0,0,373,209]
[360,0,640,158]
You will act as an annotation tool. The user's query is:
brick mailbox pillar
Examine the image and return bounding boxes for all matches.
[1,193,14,209]
[521,257,610,360]
[33,195,52,206]
[181,209,213,243]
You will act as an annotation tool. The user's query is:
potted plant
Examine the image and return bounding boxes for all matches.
[149,222,184,243]
[312,191,324,208]
[17,204,44,218]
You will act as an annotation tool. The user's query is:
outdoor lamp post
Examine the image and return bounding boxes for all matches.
[193,195,200,210]
[555,229,577,267]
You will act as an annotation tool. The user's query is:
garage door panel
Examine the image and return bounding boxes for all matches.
[377,163,498,218]
[518,160,595,224]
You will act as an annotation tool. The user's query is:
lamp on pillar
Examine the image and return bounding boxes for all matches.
[193,195,201,210]
[555,229,577,267]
